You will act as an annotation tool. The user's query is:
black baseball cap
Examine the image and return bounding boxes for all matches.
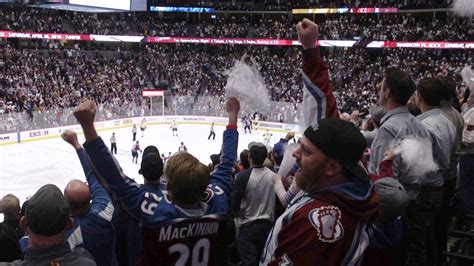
[140,145,164,182]
[304,118,369,181]
[26,184,70,236]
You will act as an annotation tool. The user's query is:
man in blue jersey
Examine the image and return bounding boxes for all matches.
[61,130,117,266]
[73,97,240,265]
[115,144,166,266]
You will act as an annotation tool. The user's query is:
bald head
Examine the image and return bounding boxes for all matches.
[340,112,351,122]
[64,180,91,215]
[1,194,20,219]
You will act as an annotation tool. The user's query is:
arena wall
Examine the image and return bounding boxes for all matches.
[0,116,299,146]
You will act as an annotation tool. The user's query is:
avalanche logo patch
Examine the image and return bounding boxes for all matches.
[309,206,344,243]
[279,254,293,266]
[200,188,215,203]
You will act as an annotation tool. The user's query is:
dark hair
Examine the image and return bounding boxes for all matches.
[406,101,421,116]
[239,149,250,170]
[383,68,416,105]
[20,200,28,217]
[417,78,443,107]
[141,164,163,182]
[140,146,163,182]
[0,223,23,262]
[365,118,375,131]
[249,146,268,166]
[437,76,456,101]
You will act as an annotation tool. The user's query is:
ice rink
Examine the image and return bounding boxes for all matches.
[0,123,287,213]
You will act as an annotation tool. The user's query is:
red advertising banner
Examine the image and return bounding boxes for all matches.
[146,36,294,46]
[351,7,398,13]
[145,37,356,47]
[367,41,474,49]
[0,30,472,49]
[0,30,88,41]
[292,7,398,14]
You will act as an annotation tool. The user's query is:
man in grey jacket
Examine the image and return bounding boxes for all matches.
[232,142,275,266]
[413,78,456,265]
[436,75,465,265]
[369,68,430,199]
[368,67,430,265]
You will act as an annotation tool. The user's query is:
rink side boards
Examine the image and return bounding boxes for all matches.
[0,116,299,146]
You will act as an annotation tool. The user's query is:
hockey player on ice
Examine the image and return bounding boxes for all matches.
[178,142,187,152]
[140,118,147,137]
[131,141,142,164]
[253,114,260,132]
[208,122,216,140]
[263,129,273,148]
[170,120,178,137]
[132,124,137,141]
[243,116,252,134]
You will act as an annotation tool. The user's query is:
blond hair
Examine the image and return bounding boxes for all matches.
[263,158,274,169]
[165,152,211,205]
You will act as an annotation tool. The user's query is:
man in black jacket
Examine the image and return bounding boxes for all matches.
[3,184,96,265]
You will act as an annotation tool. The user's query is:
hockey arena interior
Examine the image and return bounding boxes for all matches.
[0,0,474,265]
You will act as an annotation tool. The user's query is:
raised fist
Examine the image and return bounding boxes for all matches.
[61,130,81,150]
[73,100,97,125]
[296,18,319,50]
[226,97,240,115]
[285,132,295,140]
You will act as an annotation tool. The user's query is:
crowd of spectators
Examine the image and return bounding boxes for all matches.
[0,43,146,107]
[0,6,472,41]
[329,48,472,113]
[316,15,472,41]
[0,41,147,132]
[0,7,65,34]
[0,6,471,131]
[70,13,139,36]
[1,15,474,266]
[145,44,472,115]
[1,37,472,133]
[143,44,301,100]
[195,17,250,38]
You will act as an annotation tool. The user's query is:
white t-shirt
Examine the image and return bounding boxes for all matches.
[463,108,474,145]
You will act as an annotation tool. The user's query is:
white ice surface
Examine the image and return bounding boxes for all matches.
[0,123,286,219]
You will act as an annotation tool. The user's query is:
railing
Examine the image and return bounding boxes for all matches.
[0,96,302,134]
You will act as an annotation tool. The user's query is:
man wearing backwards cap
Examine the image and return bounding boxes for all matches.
[4,184,96,265]
[113,144,166,266]
[260,118,380,266]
